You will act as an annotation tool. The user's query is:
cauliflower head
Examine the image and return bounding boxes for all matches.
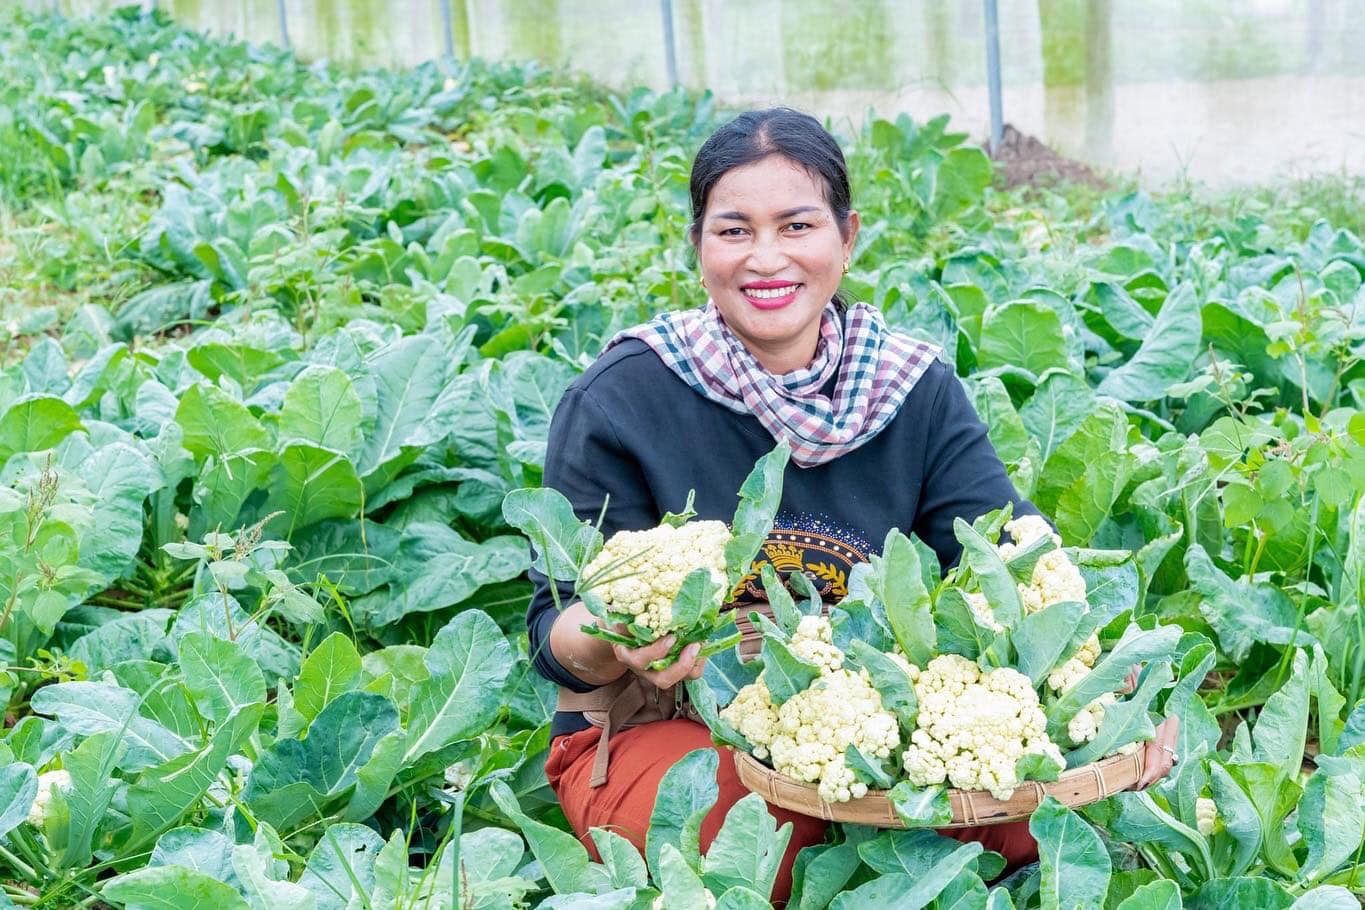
[721,617,901,802]
[27,769,72,828]
[901,654,1063,800]
[581,520,730,636]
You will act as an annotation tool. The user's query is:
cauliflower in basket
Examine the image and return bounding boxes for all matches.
[901,654,1064,800]
[580,520,731,637]
[721,617,901,803]
[998,515,1088,616]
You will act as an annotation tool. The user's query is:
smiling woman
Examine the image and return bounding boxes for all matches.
[526,108,1176,905]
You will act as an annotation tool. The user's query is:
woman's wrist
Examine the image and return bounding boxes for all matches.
[549,601,629,686]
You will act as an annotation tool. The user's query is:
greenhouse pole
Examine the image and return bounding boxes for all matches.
[439,0,455,57]
[276,0,291,50]
[660,0,679,88]
[983,0,1004,154]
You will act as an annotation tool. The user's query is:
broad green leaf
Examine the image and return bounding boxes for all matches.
[1288,886,1362,910]
[490,780,611,895]
[404,609,513,763]
[74,441,164,581]
[1297,766,1365,883]
[1064,660,1172,766]
[1185,876,1292,909]
[758,633,820,705]
[190,449,273,535]
[1047,623,1182,740]
[845,744,896,789]
[126,705,263,849]
[970,375,1031,462]
[46,730,123,870]
[669,567,724,631]
[702,793,791,898]
[849,640,917,728]
[887,781,953,828]
[1097,283,1201,401]
[933,587,995,660]
[175,383,270,460]
[646,748,719,880]
[955,518,1023,628]
[0,764,36,841]
[791,841,860,910]
[293,632,362,729]
[831,837,981,910]
[1114,879,1182,910]
[589,828,649,890]
[30,681,191,772]
[148,826,234,881]
[866,529,935,666]
[1030,796,1110,910]
[1224,763,1302,876]
[685,677,751,752]
[0,394,83,462]
[1011,599,1087,685]
[1020,371,1096,459]
[659,842,710,908]
[501,486,603,583]
[67,609,174,675]
[1208,761,1262,877]
[103,865,251,910]
[1034,403,1136,545]
[1251,649,1310,784]
[179,632,266,726]
[357,333,448,475]
[760,563,800,635]
[978,300,1070,377]
[715,887,772,910]
[297,824,385,910]
[724,441,791,588]
[858,828,981,877]
[269,443,362,535]
[278,365,364,456]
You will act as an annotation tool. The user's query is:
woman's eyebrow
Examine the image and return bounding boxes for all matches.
[710,204,823,222]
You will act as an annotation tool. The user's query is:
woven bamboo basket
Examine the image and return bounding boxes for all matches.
[733,749,1145,828]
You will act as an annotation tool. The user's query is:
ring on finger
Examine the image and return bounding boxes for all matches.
[1160,744,1179,764]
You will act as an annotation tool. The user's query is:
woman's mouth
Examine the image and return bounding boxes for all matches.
[741,283,802,310]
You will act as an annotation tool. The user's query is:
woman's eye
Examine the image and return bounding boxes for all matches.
[787,222,810,232]
[720,227,746,236]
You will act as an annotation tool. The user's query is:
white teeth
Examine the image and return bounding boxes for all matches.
[746,285,799,299]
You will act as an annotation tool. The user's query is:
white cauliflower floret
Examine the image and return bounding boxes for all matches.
[724,647,901,803]
[1046,636,1109,746]
[1065,693,1115,745]
[1196,797,1218,836]
[789,615,844,674]
[1018,549,1087,615]
[581,520,731,636]
[1000,514,1061,552]
[27,769,72,828]
[901,655,1063,800]
[965,592,1003,633]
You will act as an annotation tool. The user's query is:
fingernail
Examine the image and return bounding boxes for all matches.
[685,643,700,659]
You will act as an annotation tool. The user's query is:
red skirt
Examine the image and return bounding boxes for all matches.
[545,719,1039,905]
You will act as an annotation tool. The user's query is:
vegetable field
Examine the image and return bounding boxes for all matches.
[2,6,1364,909]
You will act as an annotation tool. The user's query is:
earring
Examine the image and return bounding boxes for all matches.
[842,260,850,275]
[700,275,707,289]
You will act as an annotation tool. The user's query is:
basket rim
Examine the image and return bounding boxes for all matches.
[732,748,1146,828]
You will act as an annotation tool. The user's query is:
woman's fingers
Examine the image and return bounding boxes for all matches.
[1133,716,1181,789]
[613,634,677,672]
[640,642,703,689]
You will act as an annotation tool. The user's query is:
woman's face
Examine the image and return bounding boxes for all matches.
[696,155,859,374]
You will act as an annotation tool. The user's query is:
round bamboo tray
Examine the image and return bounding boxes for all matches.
[733,749,1145,828]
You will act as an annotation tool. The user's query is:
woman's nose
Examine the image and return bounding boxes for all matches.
[746,232,790,273]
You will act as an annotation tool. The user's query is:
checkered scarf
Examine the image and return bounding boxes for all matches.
[609,301,942,467]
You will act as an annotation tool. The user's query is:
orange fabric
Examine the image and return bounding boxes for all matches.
[544,719,1040,905]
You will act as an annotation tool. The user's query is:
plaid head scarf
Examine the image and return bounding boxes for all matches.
[608,300,942,468]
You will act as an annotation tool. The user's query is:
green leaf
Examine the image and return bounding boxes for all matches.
[175,383,270,460]
[1011,599,1088,685]
[501,486,603,583]
[298,823,386,908]
[292,632,362,729]
[1065,660,1173,765]
[659,842,710,908]
[844,744,896,789]
[0,764,36,841]
[1034,403,1136,545]
[702,792,791,898]
[178,632,266,726]
[278,365,364,457]
[1186,876,1292,910]
[668,567,724,632]
[685,677,751,752]
[887,781,953,828]
[970,376,1031,463]
[357,334,449,475]
[46,730,123,870]
[933,587,995,660]
[758,633,820,706]
[724,441,791,588]
[126,705,263,849]
[589,828,649,890]
[1288,886,1363,910]
[759,563,800,635]
[1114,879,1182,910]
[866,529,936,666]
[0,394,83,462]
[790,841,860,910]
[979,300,1070,377]
[955,518,1023,628]
[30,681,191,772]
[1030,796,1111,910]
[1208,761,1263,877]
[1297,765,1365,884]
[1097,283,1202,402]
[1020,371,1096,459]
[849,640,917,728]
[404,609,513,764]
[646,749,719,880]
[831,838,980,910]
[103,865,252,910]
[1251,649,1310,784]
[269,443,363,535]
[490,780,611,896]
[1047,623,1182,740]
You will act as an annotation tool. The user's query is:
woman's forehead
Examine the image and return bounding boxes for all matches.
[706,157,828,215]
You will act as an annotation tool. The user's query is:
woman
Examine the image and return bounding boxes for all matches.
[527,108,1177,904]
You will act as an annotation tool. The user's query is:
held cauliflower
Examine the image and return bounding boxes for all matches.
[581,520,731,637]
[721,617,901,802]
[994,514,1087,616]
[1046,633,1110,746]
[900,654,1064,800]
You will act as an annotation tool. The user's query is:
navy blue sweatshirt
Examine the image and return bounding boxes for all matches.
[528,337,1038,737]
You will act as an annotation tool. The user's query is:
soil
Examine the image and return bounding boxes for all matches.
[987,123,1110,191]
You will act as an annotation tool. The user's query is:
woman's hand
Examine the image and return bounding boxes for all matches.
[1132,715,1181,789]
[612,633,706,690]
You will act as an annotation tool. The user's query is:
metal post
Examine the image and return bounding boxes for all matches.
[439,0,455,57]
[983,0,1004,155]
[660,0,679,89]
[276,0,291,50]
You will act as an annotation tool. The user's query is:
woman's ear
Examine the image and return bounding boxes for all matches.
[843,210,861,259]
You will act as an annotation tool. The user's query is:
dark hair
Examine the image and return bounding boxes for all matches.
[687,108,853,246]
